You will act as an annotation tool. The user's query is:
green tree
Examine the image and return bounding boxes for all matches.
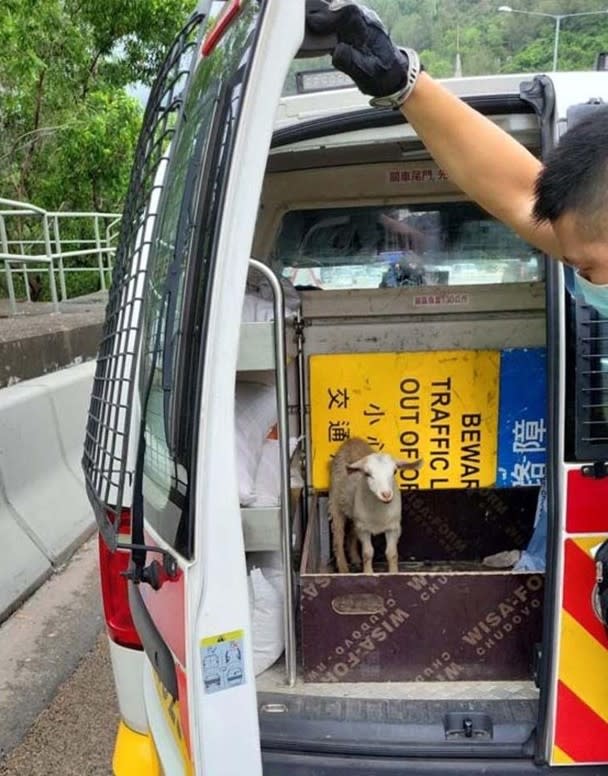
[0,0,191,211]
[285,0,608,92]
[0,0,192,299]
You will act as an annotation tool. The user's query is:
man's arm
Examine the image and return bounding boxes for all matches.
[401,73,562,259]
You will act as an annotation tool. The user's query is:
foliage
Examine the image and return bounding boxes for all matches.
[288,0,608,90]
[0,0,191,212]
[0,0,191,298]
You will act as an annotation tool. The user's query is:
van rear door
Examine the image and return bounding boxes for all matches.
[135,3,304,773]
[84,1,305,773]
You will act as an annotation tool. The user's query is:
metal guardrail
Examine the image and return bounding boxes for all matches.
[0,198,121,315]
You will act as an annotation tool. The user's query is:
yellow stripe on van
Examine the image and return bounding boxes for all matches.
[559,610,608,724]
[151,669,194,776]
[552,745,575,764]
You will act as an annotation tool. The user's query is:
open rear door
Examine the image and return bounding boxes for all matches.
[84,1,305,774]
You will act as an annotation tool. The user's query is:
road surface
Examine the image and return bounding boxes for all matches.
[0,539,118,775]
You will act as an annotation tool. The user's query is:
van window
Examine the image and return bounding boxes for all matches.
[274,202,542,290]
[140,5,260,557]
[567,297,608,461]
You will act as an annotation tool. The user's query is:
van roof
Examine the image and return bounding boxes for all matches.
[274,71,608,132]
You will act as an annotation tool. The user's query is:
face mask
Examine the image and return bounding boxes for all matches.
[574,272,608,318]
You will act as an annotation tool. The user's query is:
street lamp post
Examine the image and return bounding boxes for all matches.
[498,6,608,71]
[553,14,561,72]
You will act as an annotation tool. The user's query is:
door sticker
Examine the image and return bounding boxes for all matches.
[200,629,246,694]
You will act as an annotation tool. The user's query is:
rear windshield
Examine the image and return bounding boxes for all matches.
[273,202,543,291]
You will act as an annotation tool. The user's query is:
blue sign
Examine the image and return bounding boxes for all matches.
[496,348,547,488]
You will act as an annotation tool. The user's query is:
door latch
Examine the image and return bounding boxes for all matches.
[119,544,179,589]
[444,712,493,740]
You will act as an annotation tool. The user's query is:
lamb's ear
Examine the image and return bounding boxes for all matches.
[395,457,423,470]
[346,457,368,474]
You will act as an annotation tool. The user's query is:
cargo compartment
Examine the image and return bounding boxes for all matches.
[249,128,548,716]
[300,490,544,683]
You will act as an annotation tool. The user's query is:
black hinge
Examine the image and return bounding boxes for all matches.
[294,315,308,338]
[581,461,608,479]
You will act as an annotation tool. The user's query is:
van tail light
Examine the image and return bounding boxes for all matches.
[98,510,143,650]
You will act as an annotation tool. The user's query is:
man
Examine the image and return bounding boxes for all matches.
[307,1,608,314]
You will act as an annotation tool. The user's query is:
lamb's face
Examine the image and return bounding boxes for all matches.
[348,453,398,503]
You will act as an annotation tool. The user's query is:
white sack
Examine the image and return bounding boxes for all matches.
[248,567,285,676]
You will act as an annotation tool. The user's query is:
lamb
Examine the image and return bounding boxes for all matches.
[328,437,422,574]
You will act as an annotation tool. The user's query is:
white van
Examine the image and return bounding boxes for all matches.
[83,1,608,773]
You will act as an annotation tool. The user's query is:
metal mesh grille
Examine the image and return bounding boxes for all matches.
[82,14,204,545]
[575,301,608,459]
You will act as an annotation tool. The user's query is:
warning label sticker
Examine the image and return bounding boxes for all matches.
[200,629,246,694]
[413,292,470,307]
[309,350,500,491]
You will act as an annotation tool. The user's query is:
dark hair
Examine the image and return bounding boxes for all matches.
[533,104,608,233]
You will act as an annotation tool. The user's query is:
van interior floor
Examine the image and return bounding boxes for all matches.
[256,662,539,701]
[257,666,539,754]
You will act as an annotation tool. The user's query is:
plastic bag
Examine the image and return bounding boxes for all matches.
[247,567,285,676]
[514,481,547,572]
[253,436,300,506]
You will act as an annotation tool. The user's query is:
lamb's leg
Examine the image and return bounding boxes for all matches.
[347,525,361,567]
[359,530,374,574]
[330,510,350,573]
[385,527,401,574]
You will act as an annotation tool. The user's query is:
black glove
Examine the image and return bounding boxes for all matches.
[306,1,409,99]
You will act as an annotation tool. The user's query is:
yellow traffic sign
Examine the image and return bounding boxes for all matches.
[309,350,499,490]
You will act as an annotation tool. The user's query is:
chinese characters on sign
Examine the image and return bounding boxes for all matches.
[364,402,386,425]
[327,387,351,442]
[310,351,499,490]
[328,419,350,443]
[326,391,388,447]
[496,349,547,488]
[387,167,449,184]
[513,419,546,452]
[327,387,350,410]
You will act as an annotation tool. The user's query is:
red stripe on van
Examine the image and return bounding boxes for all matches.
[140,541,186,668]
[555,680,608,762]
[566,470,608,533]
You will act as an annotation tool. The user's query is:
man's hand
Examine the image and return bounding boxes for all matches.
[306,1,409,99]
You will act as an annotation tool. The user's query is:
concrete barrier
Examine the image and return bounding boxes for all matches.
[35,364,95,485]
[0,362,96,621]
[0,488,51,623]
